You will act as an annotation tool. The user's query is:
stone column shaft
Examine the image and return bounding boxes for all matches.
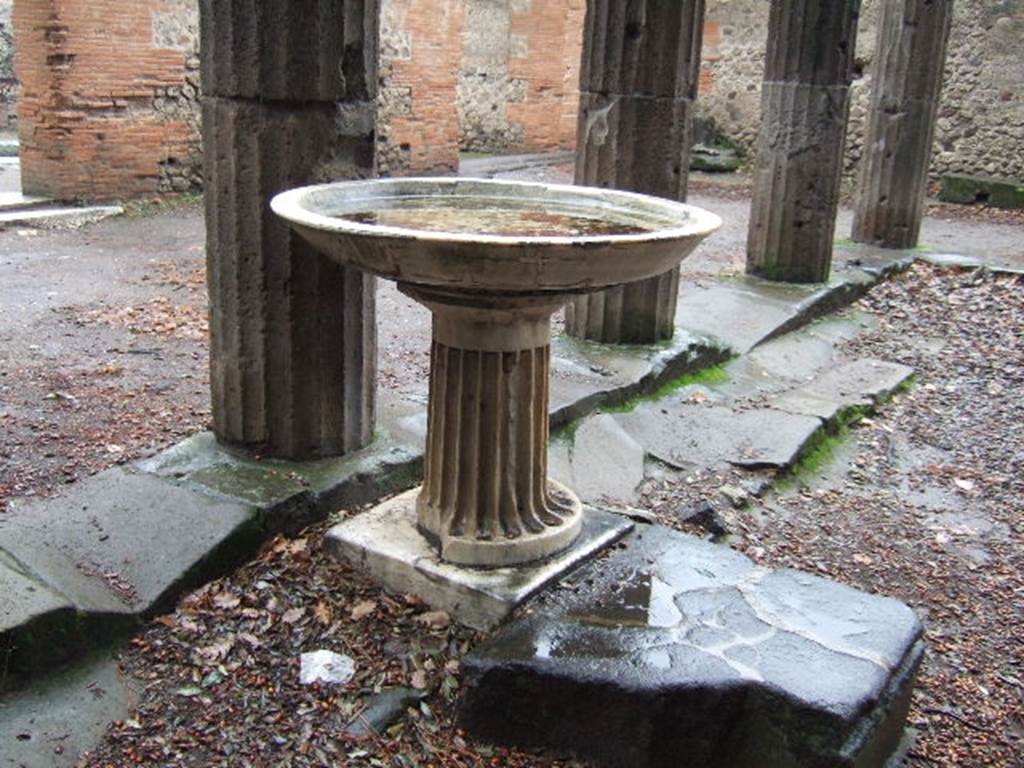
[746,0,862,284]
[200,0,379,459]
[405,287,583,567]
[852,0,954,249]
[567,0,706,345]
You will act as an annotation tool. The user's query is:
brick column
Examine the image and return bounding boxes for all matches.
[200,0,378,460]
[566,0,706,344]
[852,0,954,249]
[746,0,861,284]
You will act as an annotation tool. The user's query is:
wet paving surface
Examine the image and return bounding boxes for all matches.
[461,524,923,767]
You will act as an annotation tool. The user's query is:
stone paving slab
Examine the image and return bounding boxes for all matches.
[770,359,915,423]
[615,403,822,470]
[459,524,924,768]
[0,205,123,229]
[675,266,876,355]
[550,328,731,427]
[0,655,133,768]
[137,429,424,532]
[0,192,50,212]
[837,241,918,278]
[325,492,633,630]
[549,414,646,505]
[918,252,1024,276]
[0,557,77,676]
[1,468,261,620]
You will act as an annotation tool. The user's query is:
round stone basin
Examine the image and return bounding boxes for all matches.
[273,177,721,568]
[270,177,722,294]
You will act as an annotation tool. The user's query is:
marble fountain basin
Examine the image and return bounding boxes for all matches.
[270,177,722,294]
[272,177,721,568]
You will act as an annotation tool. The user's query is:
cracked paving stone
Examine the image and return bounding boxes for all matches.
[459,524,924,768]
[614,402,822,470]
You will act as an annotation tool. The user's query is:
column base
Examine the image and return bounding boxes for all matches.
[418,479,584,567]
[325,490,633,630]
[565,267,680,345]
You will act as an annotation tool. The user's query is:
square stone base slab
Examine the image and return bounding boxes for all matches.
[324,490,633,630]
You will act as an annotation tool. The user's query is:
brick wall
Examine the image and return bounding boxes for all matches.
[506,0,582,152]
[382,0,584,170]
[377,0,464,176]
[13,0,201,201]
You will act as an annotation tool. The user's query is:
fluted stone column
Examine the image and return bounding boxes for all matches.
[852,0,954,249]
[402,286,583,567]
[567,0,706,344]
[746,0,862,284]
[200,0,378,459]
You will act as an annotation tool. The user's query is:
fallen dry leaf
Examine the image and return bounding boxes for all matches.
[350,600,377,621]
[212,592,241,610]
[314,601,333,625]
[410,669,429,690]
[415,610,451,629]
[282,607,306,624]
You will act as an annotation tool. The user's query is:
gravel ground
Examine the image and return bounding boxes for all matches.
[0,209,211,514]
[81,263,1022,767]
[640,264,1024,767]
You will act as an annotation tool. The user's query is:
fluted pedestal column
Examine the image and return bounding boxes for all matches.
[746,0,861,284]
[566,0,706,344]
[200,0,378,459]
[852,0,954,249]
[402,285,583,567]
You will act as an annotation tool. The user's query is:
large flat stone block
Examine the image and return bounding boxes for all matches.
[549,414,646,505]
[0,655,132,768]
[615,402,822,470]
[675,270,875,354]
[0,559,77,678]
[325,491,633,630]
[459,525,924,768]
[0,468,261,619]
[769,359,915,423]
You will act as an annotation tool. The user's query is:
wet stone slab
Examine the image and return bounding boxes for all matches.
[769,359,915,423]
[549,414,646,505]
[674,269,875,355]
[0,654,133,768]
[615,403,822,470]
[459,525,924,768]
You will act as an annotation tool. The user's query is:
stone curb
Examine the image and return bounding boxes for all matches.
[916,252,1024,277]
[0,248,911,692]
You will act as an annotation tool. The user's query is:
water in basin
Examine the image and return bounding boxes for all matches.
[338,199,655,238]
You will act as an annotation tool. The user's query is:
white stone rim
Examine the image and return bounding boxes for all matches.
[270,176,723,248]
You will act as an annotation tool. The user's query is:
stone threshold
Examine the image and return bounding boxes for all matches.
[0,245,913,695]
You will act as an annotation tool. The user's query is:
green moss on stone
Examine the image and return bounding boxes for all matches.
[600,362,734,415]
